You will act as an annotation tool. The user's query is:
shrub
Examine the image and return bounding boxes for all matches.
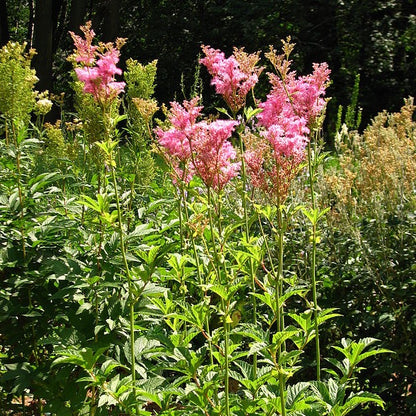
[320,98,416,414]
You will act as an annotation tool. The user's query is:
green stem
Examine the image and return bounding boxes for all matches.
[239,137,258,379]
[12,122,42,371]
[275,209,287,413]
[206,188,221,281]
[178,190,184,250]
[94,217,103,343]
[5,119,9,145]
[181,186,215,370]
[90,386,97,416]
[276,202,286,353]
[224,308,230,416]
[307,142,316,208]
[311,222,320,380]
[279,371,286,416]
[110,158,138,413]
[307,141,320,381]
[127,175,136,233]
[276,215,284,338]
[207,188,230,416]
[28,289,39,365]
[257,212,279,329]
[13,124,26,259]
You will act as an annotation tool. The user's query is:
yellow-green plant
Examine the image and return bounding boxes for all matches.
[324,97,416,220]
[0,42,38,131]
[123,58,158,187]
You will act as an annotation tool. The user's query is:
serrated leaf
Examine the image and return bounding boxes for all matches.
[126,224,154,241]
[340,392,384,414]
[232,323,269,343]
[101,359,128,376]
[286,382,310,409]
[208,284,228,301]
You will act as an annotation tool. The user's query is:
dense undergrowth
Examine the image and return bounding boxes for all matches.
[0,24,415,416]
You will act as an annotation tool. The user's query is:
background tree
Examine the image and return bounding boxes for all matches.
[0,0,10,45]
[32,0,53,92]
[3,0,415,133]
[68,0,88,34]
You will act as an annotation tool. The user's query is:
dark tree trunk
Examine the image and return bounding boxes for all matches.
[0,0,10,46]
[102,0,120,41]
[33,0,53,92]
[93,0,120,41]
[52,0,67,53]
[68,0,88,34]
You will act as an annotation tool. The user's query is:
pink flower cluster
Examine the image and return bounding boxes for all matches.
[156,97,202,183]
[191,120,240,190]
[258,62,331,129]
[158,43,330,201]
[244,129,306,203]
[200,45,262,114]
[70,23,97,65]
[244,58,330,202]
[70,22,126,103]
[155,97,239,191]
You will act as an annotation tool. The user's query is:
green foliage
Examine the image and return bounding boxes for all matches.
[123,59,158,186]
[0,33,408,416]
[72,79,108,145]
[125,59,158,100]
[335,73,362,132]
[309,378,384,416]
[320,98,416,414]
[0,42,38,126]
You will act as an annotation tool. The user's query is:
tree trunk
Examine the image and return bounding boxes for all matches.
[52,0,66,53]
[102,0,120,41]
[0,0,10,46]
[68,0,88,34]
[33,0,53,93]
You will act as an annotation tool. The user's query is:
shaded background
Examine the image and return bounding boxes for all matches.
[1,0,415,136]
[1,2,416,415]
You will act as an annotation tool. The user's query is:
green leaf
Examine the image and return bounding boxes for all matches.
[301,207,330,225]
[126,223,154,240]
[272,330,299,351]
[232,323,269,343]
[330,338,393,384]
[215,107,231,118]
[78,194,102,213]
[340,392,384,414]
[208,284,228,301]
[286,382,310,409]
[244,106,263,122]
[101,359,128,376]
[52,347,107,372]
[29,171,61,193]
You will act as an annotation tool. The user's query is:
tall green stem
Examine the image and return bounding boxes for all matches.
[275,187,286,350]
[279,371,286,416]
[276,207,287,416]
[276,210,284,338]
[207,188,230,416]
[182,186,202,286]
[178,190,184,250]
[307,142,316,208]
[108,139,138,414]
[223,309,230,416]
[307,140,320,381]
[206,188,221,281]
[239,137,258,379]
[311,222,320,380]
[12,122,26,259]
[181,186,215,369]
